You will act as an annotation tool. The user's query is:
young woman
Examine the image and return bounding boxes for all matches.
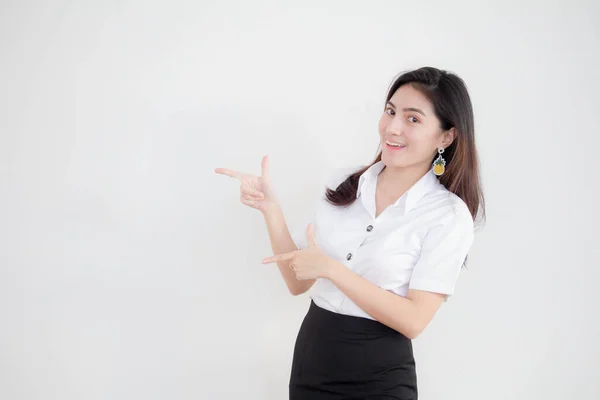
[216,66,485,399]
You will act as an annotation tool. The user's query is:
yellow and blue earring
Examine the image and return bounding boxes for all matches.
[432,147,446,176]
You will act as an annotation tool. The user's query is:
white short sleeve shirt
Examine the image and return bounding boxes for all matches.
[292,161,474,320]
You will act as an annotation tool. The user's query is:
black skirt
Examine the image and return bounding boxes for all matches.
[289,300,418,400]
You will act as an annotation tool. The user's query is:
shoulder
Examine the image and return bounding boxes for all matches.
[447,190,473,223]
[424,184,474,229]
[415,188,474,256]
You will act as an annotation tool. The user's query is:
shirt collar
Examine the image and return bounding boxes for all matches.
[357,161,385,198]
[357,160,440,215]
[403,168,440,213]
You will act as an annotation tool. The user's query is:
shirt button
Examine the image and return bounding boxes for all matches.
[346,253,353,260]
[366,225,373,232]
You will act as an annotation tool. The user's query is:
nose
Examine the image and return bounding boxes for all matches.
[385,117,404,136]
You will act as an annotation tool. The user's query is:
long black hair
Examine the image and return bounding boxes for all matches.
[325,66,485,227]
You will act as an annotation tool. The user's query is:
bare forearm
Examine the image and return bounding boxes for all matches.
[262,204,315,295]
[326,260,421,338]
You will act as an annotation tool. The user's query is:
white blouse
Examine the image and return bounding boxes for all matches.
[292,161,475,320]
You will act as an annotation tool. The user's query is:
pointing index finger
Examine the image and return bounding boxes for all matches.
[215,168,244,180]
[262,251,296,264]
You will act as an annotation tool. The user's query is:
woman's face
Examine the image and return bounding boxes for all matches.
[378,84,454,172]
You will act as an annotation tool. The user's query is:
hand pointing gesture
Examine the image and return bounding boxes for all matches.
[262,224,336,280]
[215,155,277,213]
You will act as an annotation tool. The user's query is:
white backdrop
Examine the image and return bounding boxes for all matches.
[1,1,599,399]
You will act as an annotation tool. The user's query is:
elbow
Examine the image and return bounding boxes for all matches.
[289,287,308,296]
[402,322,426,340]
[288,281,314,296]
[404,328,422,340]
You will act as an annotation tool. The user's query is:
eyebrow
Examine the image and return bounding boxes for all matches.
[386,101,427,117]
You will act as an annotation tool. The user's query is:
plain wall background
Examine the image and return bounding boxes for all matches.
[1,0,599,399]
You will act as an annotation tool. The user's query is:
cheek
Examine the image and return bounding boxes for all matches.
[403,133,435,160]
[377,120,386,136]
[403,130,420,147]
[406,130,434,148]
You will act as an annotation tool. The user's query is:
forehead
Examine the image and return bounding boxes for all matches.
[389,84,433,112]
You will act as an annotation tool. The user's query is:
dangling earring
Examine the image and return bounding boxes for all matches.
[432,147,446,176]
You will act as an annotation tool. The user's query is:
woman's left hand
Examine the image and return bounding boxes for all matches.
[262,224,336,280]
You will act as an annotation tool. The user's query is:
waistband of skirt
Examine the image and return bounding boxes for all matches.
[307,300,408,337]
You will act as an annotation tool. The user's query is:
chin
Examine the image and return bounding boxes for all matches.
[381,152,407,169]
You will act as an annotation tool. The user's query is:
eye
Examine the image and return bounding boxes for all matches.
[385,107,395,115]
[408,116,420,123]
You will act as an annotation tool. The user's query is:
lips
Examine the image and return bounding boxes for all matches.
[385,139,406,149]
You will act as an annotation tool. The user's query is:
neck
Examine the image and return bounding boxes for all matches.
[378,162,430,199]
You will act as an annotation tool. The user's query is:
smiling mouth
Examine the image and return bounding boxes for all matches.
[385,140,406,149]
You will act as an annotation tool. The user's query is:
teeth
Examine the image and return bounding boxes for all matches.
[386,141,404,147]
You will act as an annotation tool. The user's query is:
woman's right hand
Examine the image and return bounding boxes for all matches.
[215,155,277,213]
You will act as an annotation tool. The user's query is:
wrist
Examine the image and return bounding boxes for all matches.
[324,258,345,281]
[260,201,281,217]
